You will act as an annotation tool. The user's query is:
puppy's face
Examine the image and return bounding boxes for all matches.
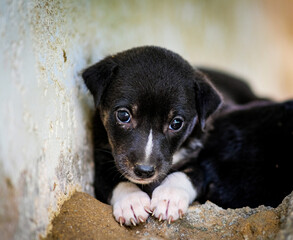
[100,73,198,184]
[83,46,221,184]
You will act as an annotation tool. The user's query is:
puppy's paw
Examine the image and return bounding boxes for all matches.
[151,185,189,223]
[150,172,197,223]
[113,191,151,226]
[111,182,151,226]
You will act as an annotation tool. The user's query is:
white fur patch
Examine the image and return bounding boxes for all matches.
[110,182,151,226]
[172,138,203,165]
[189,138,203,150]
[172,148,188,165]
[151,172,197,221]
[145,129,153,161]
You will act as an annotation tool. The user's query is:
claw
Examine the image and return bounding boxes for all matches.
[151,208,156,216]
[144,207,152,214]
[130,218,136,226]
[158,213,163,222]
[178,209,183,219]
[138,216,145,223]
[118,217,125,227]
[168,216,173,224]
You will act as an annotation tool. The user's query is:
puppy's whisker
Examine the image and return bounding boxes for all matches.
[107,165,120,171]
[117,168,130,180]
[95,148,112,152]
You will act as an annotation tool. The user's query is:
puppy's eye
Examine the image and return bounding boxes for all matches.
[169,117,184,131]
[116,109,131,123]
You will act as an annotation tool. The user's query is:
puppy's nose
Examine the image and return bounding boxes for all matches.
[134,165,155,178]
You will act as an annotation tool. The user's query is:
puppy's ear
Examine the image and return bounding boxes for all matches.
[82,57,118,106]
[194,70,222,130]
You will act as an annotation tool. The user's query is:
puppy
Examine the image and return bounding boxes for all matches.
[180,100,293,209]
[82,46,268,226]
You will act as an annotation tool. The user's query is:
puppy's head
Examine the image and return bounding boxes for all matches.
[83,46,221,184]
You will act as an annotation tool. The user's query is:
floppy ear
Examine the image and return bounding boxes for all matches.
[82,57,118,107]
[194,70,222,131]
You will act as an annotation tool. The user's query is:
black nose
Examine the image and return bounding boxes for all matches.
[134,165,155,178]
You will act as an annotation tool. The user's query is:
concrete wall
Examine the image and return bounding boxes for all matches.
[0,0,292,239]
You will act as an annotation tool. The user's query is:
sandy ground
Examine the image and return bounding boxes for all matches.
[44,191,293,240]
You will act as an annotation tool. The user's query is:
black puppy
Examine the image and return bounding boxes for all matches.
[82,46,291,226]
[82,46,224,226]
[180,100,293,209]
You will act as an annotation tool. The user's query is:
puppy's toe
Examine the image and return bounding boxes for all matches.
[113,191,151,226]
[151,185,189,222]
[151,198,169,220]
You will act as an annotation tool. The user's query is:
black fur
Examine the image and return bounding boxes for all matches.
[83,46,222,202]
[83,46,293,208]
[181,100,293,208]
[198,67,262,105]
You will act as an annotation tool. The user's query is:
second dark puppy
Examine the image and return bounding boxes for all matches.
[180,100,293,209]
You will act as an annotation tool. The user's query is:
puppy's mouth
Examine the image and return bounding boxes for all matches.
[125,173,159,185]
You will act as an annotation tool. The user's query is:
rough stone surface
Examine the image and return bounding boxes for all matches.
[45,191,293,240]
[277,192,293,240]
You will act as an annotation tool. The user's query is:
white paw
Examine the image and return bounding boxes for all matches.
[151,185,189,223]
[111,182,151,226]
[150,172,197,223]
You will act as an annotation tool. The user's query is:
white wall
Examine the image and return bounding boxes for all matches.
[0,0,292,239]
[0,1,94,239]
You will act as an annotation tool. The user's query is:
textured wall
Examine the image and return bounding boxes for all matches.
[0,0,292,239]
[0,1,95,239]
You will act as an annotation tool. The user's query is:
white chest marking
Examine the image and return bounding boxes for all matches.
[172,138,203,165]
[145,129,153,161]
[172,148,188,165]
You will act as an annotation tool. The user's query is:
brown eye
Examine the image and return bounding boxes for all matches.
[169,117,184,131]
[116,109,131,123]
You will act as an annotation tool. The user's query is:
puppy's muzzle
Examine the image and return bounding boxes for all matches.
[134,164,155,179]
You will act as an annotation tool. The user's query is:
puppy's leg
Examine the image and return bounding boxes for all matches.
[151,172,197,223]
[110,182,151,226]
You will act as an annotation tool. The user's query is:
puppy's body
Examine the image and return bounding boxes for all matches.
[82,46,293,226]
[180,100,293,208]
